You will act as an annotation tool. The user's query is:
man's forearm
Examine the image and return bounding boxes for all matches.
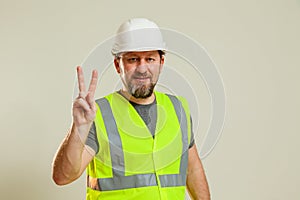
[186,145,211,200]
[187,166,211,200]
[52,123,90,185]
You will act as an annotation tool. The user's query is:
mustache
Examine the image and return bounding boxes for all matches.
[132,72,152,79]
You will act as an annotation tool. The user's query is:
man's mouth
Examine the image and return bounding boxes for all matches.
[133,76,150,80]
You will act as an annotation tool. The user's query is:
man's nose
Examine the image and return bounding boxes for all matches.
[136,59,148,73]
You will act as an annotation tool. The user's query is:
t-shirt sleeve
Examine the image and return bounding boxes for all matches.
[85,122,99,154]
[189,116,195,148]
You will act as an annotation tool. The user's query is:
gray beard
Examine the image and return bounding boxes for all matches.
[129,82,156,99]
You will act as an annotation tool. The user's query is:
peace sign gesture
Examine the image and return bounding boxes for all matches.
[73,66,98,127]
[52,66,98,185]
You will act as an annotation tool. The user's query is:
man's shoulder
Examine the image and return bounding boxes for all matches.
[155,91,188,103]
[95,92,119,103]
[155,91,190,114]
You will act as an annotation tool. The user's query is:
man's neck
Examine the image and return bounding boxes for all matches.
[119,89,155,105]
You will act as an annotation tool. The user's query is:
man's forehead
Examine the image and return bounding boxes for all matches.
[121,51,159,57]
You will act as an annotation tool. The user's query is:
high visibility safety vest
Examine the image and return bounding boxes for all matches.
[86,91,191,200]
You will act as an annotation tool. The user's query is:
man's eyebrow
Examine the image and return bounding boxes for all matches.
[122,52,158,57]
[145,53,157,56]
[123,53,138,57]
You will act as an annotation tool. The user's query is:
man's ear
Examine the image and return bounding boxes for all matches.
[159,56,165,72]
[114,58,121,74]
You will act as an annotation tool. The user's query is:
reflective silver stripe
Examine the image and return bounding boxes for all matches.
[95,94,189,190]
[96,98,125,174]
[161,94,189,187]
[159,172,186,187]
[98,173,157,191]
[165,94,189,173]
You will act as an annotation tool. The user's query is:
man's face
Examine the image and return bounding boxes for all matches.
[114,51,164,99]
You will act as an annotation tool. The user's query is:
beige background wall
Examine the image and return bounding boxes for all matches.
[0,0,299,199]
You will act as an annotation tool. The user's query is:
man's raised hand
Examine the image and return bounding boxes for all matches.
[51,67,98,185]
[73,66,98,127]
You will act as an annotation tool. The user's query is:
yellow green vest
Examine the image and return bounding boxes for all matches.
[86,91,191,200]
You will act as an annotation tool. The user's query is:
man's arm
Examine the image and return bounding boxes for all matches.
[186,145,211,200]
[52,66,98,185]
[52,124,95,185]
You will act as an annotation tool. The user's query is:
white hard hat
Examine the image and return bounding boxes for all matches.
[111,18,167,55]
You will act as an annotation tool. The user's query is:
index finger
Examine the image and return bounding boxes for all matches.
[77,66,86,93]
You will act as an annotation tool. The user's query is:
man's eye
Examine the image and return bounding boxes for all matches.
[127,58,138,62]
[147,58,155,62]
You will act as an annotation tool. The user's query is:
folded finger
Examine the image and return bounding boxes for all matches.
[74,97,91,112]
[86,92,96,112]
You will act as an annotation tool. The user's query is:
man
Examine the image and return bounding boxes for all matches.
[52,18,210,200]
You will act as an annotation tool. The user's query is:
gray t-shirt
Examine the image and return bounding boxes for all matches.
[86,97,195,154]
